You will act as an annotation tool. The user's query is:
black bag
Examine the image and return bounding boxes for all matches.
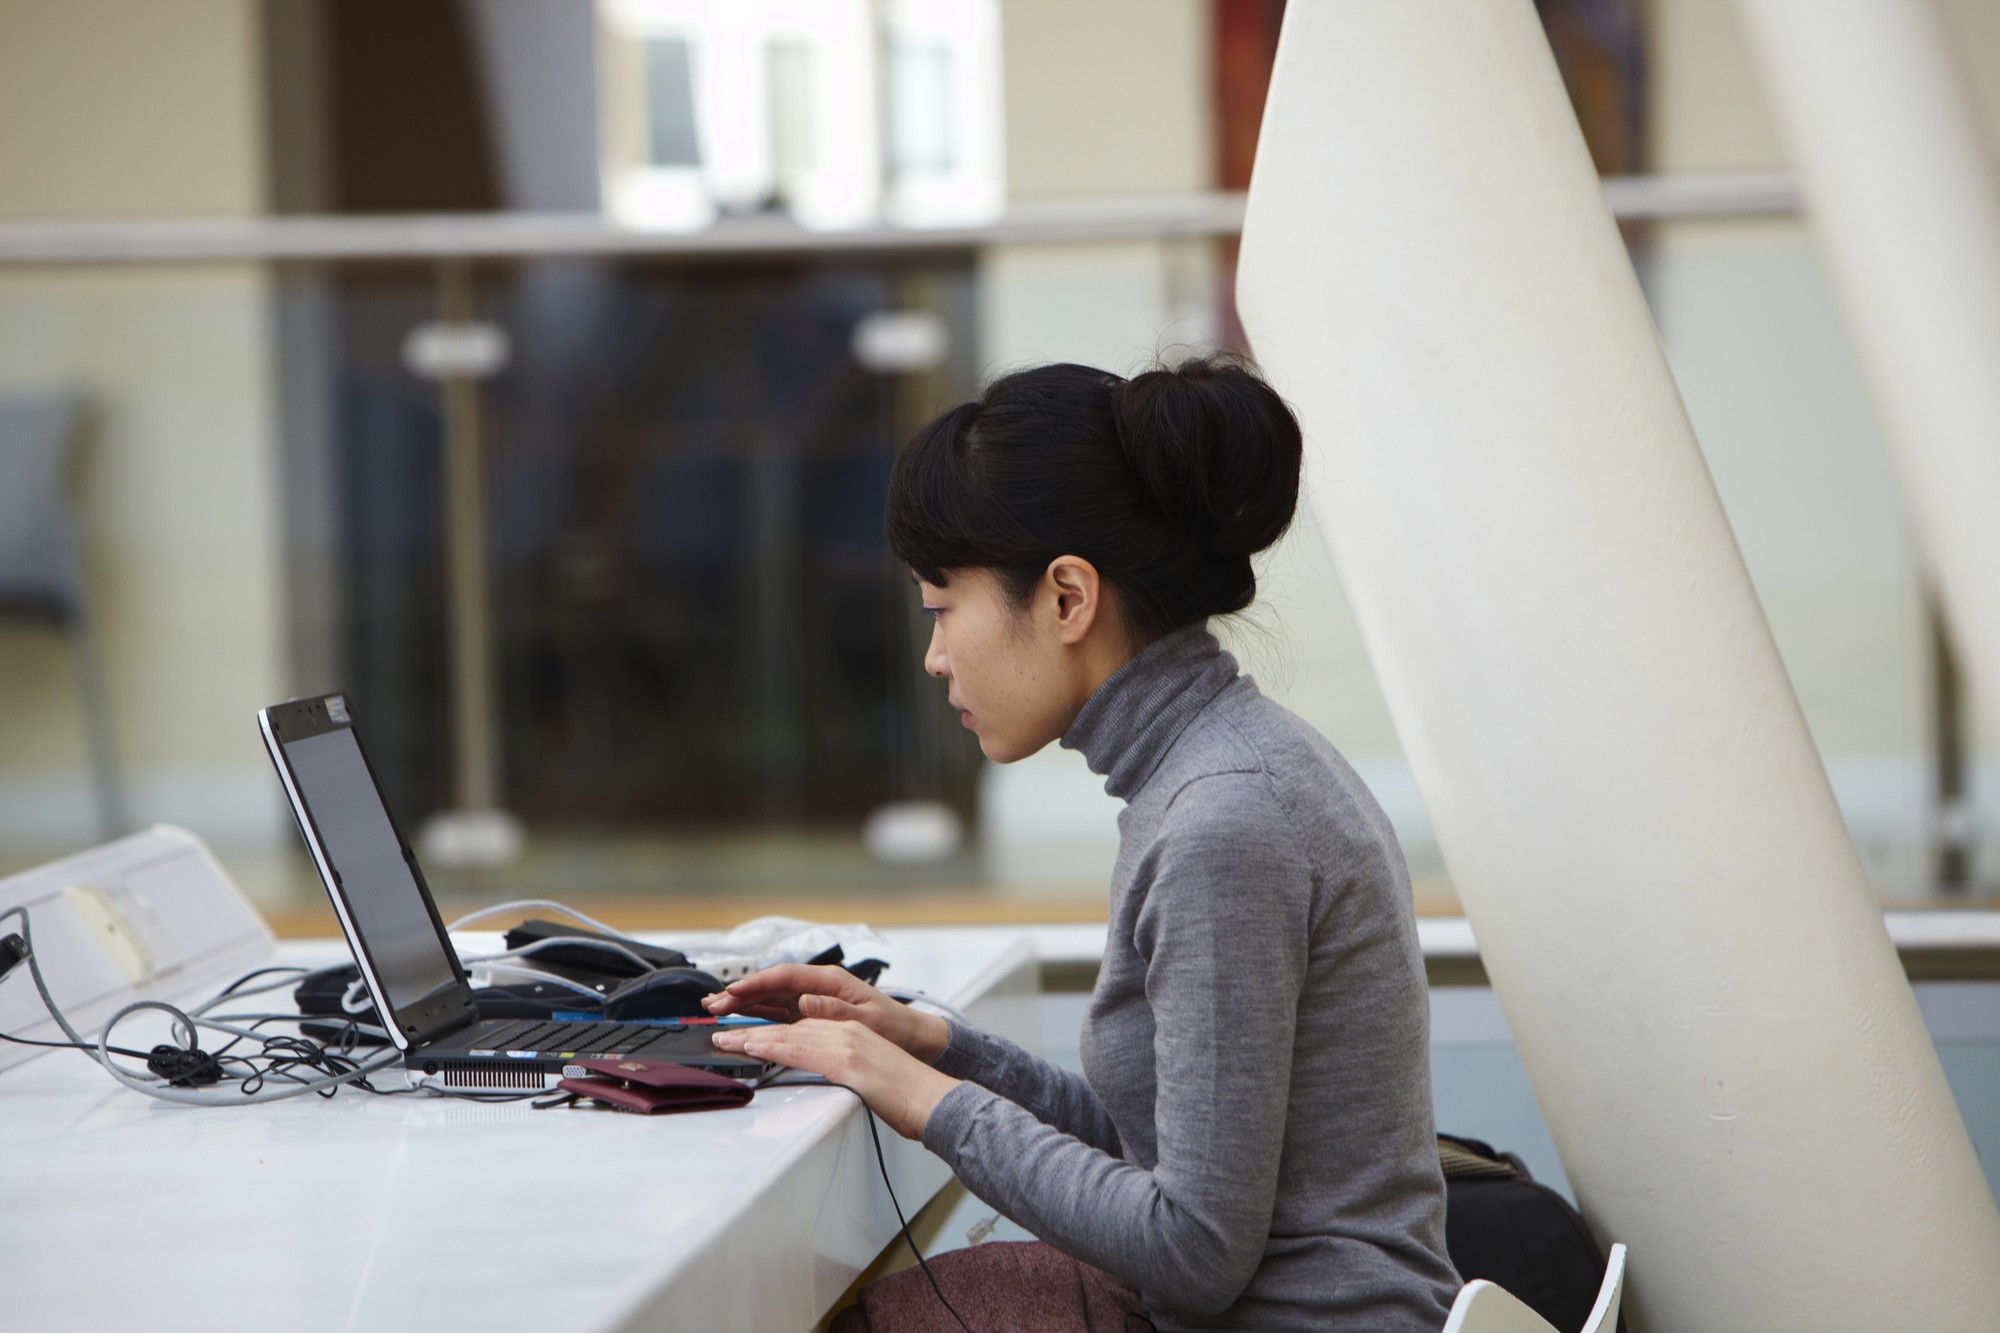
[1439,1134,1621,1333]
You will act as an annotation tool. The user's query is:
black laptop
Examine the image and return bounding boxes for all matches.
[258,693,766,1092]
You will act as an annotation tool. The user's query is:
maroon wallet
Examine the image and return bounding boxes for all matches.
[556,1057,755,1115]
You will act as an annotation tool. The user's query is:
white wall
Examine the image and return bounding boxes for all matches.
[998,0,1211,200]
[0,1,290,895]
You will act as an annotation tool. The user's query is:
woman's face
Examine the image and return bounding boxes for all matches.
[917,568,1083,763]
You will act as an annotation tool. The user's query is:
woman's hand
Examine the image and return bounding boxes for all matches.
[701,964,951,1064]
[711,1019,959,1140]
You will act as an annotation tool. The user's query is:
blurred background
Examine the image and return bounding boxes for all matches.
[2,0,1999,930]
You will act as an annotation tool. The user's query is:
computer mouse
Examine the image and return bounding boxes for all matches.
[603,966,726,1021]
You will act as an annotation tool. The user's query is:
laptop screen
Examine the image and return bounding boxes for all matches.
[277,726,463,1027]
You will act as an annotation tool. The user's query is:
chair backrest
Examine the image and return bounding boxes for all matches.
[1442,1280,1560,1333]
[1443,1242,1627,1333]
[0,391,84,601]
[1580,1243,1626,1333]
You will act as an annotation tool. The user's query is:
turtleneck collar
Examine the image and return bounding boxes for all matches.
[1060,622,1240,801]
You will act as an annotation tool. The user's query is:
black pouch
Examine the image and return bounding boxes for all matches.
[1440,1134,1623,1333]
[293,962,601,1044]
[500,920,690,988]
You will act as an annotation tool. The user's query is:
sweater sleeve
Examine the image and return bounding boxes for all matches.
[932,1020,1122,1155]
[923,774,1311,1319]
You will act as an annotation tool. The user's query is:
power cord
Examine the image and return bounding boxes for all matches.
[760,1072,975,1333]
[0,904,398,1106]
[0,909,569,1108]
[882,987,971,1027]
[458,935,658,975]
[754,1076,1158,1332]
[444,899,622,935]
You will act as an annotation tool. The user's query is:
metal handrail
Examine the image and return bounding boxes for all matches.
[0,175,1799,268]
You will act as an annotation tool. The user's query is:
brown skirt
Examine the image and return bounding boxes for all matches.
[831,1240,1151,1333]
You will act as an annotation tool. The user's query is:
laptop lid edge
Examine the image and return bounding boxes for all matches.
[258,697,480,1051]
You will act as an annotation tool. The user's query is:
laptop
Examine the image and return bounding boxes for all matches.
[258,692,767,1092]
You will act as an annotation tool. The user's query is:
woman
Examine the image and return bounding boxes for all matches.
[708,359,1460,1331]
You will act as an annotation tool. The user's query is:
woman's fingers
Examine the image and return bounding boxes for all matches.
[704,956,876,1008]
[797,993,864,1022]
[704,963,879,1018]
[795,990,927,1053]
[701,966,945,1064]
[714,1020,959,1140]
[715,1018,862,1081]
[716,1001,795,1023]
[742,963,873,1002]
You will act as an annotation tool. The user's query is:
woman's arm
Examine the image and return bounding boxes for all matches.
[707,962,1122,1153]
[719,1014,1126,1154]
[924,775,1312,1318]
[931,1021,1122,1155]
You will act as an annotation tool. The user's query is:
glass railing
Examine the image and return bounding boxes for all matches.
[3,178,1988,925]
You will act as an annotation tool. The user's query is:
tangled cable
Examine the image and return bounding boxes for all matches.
[0,904,544,1107]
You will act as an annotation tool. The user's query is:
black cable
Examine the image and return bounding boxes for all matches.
[797,1080,1157,1331]
[168,1013,367,1097]
[210,965,310,998]
[404,1081,567,1106]
[101,1004,534,1102]
[0,907,549,1106]
[856,1092,974,1333]
[764,1076,974,1333]
[0,1028,154,1060]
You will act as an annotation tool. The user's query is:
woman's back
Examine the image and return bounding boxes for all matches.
[1073,625,1458,1330]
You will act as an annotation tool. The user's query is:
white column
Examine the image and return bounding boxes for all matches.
[1235,3,2000,1329]
[1736,0,2000,757]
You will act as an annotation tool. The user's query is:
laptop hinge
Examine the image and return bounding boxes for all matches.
[399,980,482,1047]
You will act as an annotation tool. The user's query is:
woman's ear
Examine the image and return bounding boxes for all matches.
[1043,555,1103,645]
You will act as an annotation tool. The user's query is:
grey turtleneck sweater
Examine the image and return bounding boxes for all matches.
[921,625,1460,1331]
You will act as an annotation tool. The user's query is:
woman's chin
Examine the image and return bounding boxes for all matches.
[978,732,1054,765]
[975,731,1020,763]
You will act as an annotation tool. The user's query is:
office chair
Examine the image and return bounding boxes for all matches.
[0,391,129,840]
[1442,1242,1627,1333]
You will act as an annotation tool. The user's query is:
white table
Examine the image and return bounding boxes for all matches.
[0,927,1038,1333]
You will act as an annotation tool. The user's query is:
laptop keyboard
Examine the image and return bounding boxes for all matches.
[467,1019,685,1057]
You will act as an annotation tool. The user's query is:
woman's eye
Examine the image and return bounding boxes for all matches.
[923,607,943,621]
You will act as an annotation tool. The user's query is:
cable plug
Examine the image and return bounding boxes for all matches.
[147,1044,223,1086]
[0,933,28,983]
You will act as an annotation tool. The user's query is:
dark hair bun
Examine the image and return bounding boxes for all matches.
[1112,356,1303,561]
[886,355,1304,640]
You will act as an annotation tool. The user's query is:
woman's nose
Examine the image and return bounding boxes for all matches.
[924,624,948,678]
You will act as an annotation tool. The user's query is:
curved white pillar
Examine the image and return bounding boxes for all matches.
[1736,0,2000,756]
[1235,3,2000,1329]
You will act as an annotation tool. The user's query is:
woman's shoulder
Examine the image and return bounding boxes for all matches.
[1153,679,1399,861]
[1154,676,1334,793]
